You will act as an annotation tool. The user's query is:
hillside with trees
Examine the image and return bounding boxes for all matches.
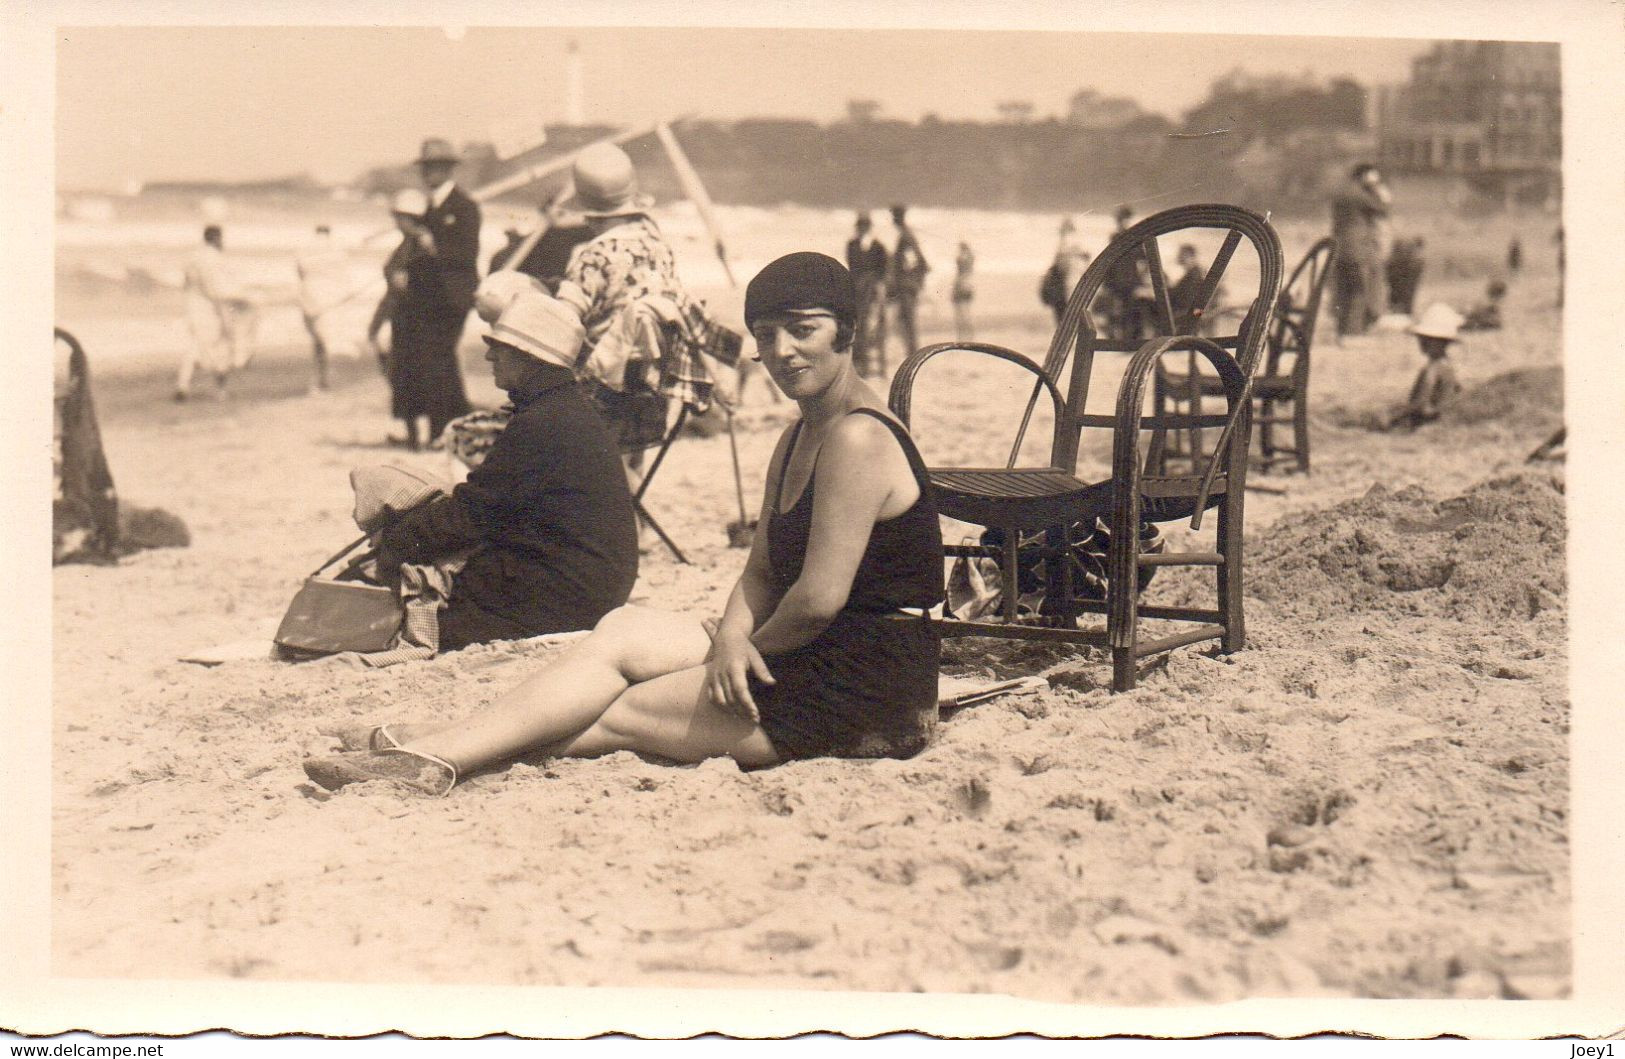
[356,72,1373,217]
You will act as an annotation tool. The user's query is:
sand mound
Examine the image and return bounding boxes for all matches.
[1441,366,1563,427]
[1249,471,1565,622]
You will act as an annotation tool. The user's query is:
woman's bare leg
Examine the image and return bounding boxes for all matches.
[539,665,780,767]
[401,606,711,776]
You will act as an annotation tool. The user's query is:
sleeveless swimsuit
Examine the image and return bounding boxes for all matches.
[749,408,944,760]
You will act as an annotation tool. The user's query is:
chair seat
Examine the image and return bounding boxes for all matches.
[1252,374,1296,398]
[930,468,1226,528]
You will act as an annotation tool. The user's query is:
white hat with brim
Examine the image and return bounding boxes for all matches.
[1408,302,1465,341]
[560,142,653,219]
[485,290,585,369]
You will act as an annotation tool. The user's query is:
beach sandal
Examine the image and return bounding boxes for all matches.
[302,747,458,798]
[327,723,409,753]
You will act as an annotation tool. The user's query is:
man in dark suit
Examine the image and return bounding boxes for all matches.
[845,212,889,377]
[391,137,478,448]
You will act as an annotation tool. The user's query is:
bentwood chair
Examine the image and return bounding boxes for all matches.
[889,204,1283,691]
[1155,236,1336,474]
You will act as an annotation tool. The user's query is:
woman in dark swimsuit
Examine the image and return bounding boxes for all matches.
[304,252,944,795]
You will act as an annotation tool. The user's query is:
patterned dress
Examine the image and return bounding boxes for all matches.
[556,216,739,448]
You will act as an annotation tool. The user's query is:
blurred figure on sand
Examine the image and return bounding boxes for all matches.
[1385,236,1426,316]
[175,224,259,401]
[1168,242,1206,333]
[1461,279,1507,332]
[295,224,349,393]
[1507,237,1523,274]
[1101,205,1149,342]
[885,204,929,371]
[1330,163,1392,338]
[1039,216,1091,325]
[363,290,638,653]
[487,185,594,294]
[1387,303,1463,431]
[952,240,975,342]
[382,137,479,450]
[845,212,888,375]
[302,252,945,796]
[552,142,739,485]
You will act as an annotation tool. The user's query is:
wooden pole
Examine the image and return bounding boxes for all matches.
[654,122,737,288]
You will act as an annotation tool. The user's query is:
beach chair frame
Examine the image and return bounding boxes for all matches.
[888,204,1283,691]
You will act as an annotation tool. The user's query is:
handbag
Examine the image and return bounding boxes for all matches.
[274,534,404,655]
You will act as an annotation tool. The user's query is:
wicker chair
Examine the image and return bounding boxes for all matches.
[1154,236,1336,474]
[888,204,1283,691]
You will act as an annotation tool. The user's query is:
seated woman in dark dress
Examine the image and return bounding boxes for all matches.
[304,252,944,795]
[376,289,639,650]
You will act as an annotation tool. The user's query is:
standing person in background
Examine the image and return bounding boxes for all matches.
[367,189,429,385]
[845,212,889,376]
[951,240,975,342]
[389,138,478,450]
[1102,205,1149,342]
[1040,217,1091,326]
[175,224,258,402]
[295,224,349,394]
[1385,236,1426,316]
[886,204,929,370]
[1329,163,1392,339]
[1507,237,1523,274]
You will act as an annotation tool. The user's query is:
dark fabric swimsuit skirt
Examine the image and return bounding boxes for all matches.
[749,409,945,761]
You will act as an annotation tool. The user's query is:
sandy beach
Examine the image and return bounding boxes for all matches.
[50,205,1568,1004]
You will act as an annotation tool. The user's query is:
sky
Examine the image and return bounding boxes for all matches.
[55,25,1434,190]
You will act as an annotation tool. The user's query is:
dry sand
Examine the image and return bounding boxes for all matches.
[51,213,1568,1005]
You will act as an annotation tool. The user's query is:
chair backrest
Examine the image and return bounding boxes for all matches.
[1264,236,1337,379]
[1032,205,1283,470]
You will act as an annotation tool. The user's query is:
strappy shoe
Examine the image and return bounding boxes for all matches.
[302,747,458,798]
[327,723,407,753]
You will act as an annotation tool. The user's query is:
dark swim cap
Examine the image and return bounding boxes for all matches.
[744,252,856,332]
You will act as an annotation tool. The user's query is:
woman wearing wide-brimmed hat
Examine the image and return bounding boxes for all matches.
[367,287,639,650]
[550,142,720,466]
[303,253,945,796]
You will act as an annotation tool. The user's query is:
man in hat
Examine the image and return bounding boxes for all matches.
[845,212,889,376]
[376,289,639,649]
[1387,302,1464,431]
[388,138,478,447]
[885,204,929,368]
[1330,162,1392,338]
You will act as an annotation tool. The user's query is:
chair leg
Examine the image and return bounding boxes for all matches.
[1258,397,1276,458]
[1001,526,1020,624]
[635,500,690,565]
[1107,508,1140,693]
[1294,395,1310,474]
[1216,492,1245,652]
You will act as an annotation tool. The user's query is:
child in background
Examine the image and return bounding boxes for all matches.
[1461,279,1507,332]
[1387,303,1464,431]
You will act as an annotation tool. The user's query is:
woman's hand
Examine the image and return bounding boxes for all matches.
[703,628,774,723]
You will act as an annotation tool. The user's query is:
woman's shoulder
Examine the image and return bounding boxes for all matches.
[821,408,913,467]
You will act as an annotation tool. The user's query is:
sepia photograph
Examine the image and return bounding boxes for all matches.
[7,0,1625,1042]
